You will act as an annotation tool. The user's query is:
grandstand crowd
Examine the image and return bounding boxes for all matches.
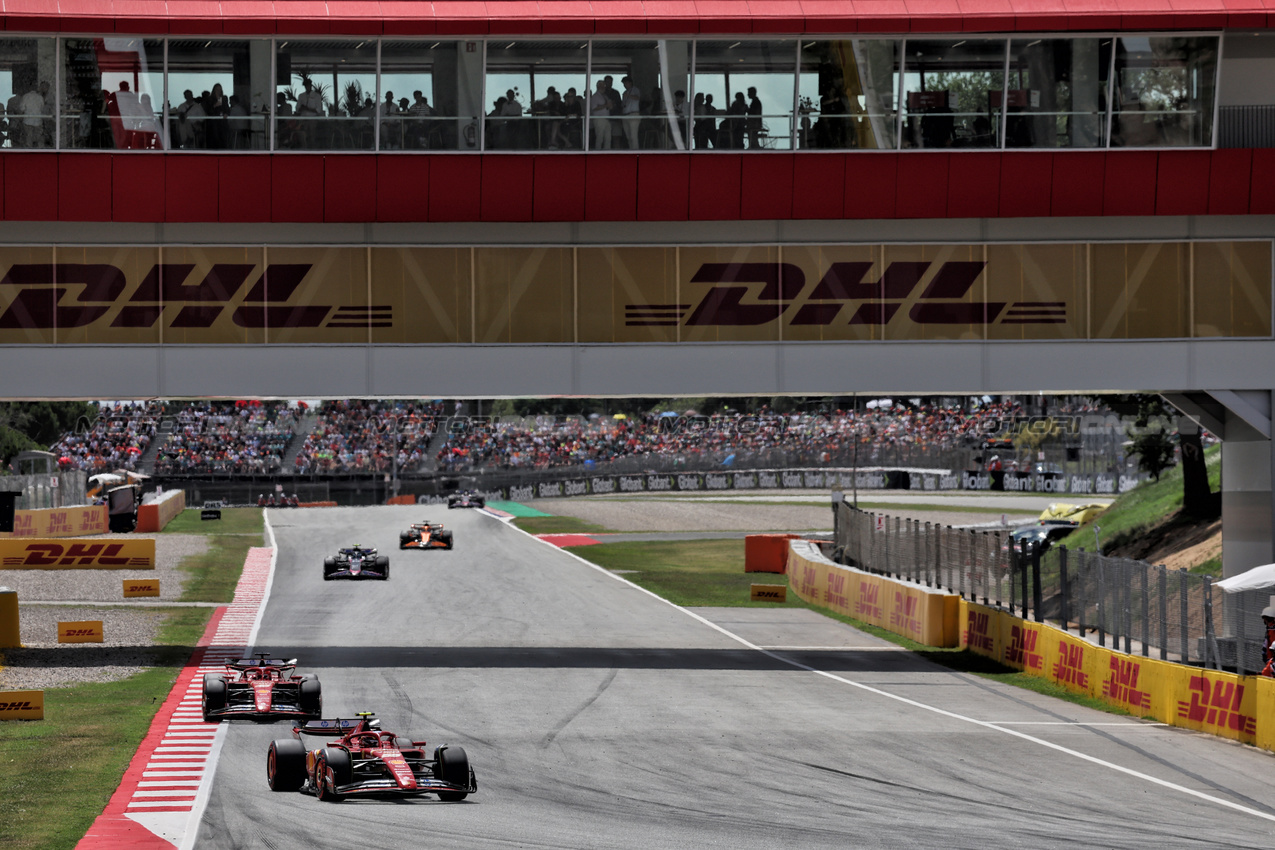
[46,397,1064,477]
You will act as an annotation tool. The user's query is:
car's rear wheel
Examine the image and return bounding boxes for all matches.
[434,745,469,801]
[323,556,337,580]
[441,530,454,550]
[267,739,307,791]
[315,749,350,802]
[299,675,322,717]
[202,675,226,721]
[376,555,389,580]
[399,532,414,549]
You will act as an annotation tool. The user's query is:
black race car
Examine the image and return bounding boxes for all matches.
[267,713,477,802]
[323,545,389,580]
[447,490,485,509]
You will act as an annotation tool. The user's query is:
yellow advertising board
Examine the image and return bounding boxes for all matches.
[750,584,787,603]
[0,505,108,538]
[0,538,155,569]
[0,242,1266,345]
[57,620,104,643]
[0,690,44,720]
[123,579,160,598]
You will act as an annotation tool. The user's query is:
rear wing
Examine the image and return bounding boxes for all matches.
[296,718,372,736]
[229,657,295,670]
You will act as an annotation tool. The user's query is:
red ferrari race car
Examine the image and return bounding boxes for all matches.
[400,521,454,550]
[202,654,322,722]
[266,713,476,802]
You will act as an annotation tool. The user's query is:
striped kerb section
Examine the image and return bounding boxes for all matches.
[77,546,275,850]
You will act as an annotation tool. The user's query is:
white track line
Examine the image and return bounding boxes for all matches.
[177,511,279,850]
[506,518,1275,825]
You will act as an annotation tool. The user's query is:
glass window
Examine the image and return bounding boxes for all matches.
[379,41,483,151]
[901,39,1007,149]
[577,247,679,342]
[1091,243,1189,339]
[370,247,473,342]
[798,40,902,150]
[692,40,796,150]
[62,38,161,150]
[878,245,988,340]
[678,247,783,341]
[1005,38,1110,149]
[590,41,692,152]
[1112,36,1218,147]
[780,246,883,340]
[484,41,587,151]
[54,247,162,345]
[1192,241,1272,338]
[984,244,1087,339]
[276,40,378,151]
[263,247,369,344]
[167,39,271,151]
[474,247,573,342]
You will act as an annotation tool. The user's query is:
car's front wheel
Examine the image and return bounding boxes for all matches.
[202,675,226,721]
[267,739,307,791]
[314,749,350,802]
[434,745,470,801]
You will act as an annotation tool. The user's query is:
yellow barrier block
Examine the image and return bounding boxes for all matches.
[0,587,17,649]
[0,505,107,538]
[0,538,155,570]
[0,689,44,720]
[750,584,787,602]
[1256,677,1275,753]
[57,620,104,643]
[123,579,160,598]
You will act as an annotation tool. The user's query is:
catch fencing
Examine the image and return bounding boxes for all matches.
[834,500,1218,668]
[2,469,89,510]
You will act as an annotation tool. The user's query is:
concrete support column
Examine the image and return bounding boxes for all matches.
[1221,418,1274,580]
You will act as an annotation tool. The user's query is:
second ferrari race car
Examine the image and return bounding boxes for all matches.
[400,520,454,550]
[323,545,389,580]
[266,713,477,802]
[447,490,485,509]
[202,653,322,722]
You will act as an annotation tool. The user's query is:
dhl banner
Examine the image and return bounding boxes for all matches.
[960,601,1260,747]
[0,505,107,538]
[0,690,44,720]
[0,538,155,569]
[123,579,160,597]
[750,584,787,602]
[135,489,185,533]
[57,620,104,643]
[0,242,1267,346]
[786,540,958,647]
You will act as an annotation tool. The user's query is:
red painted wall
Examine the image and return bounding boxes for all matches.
[7,150,1270,224]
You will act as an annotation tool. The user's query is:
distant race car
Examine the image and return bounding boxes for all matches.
[400,521,455,550]
[323,545,389,580]
[202,653,322,722]
[447,490,485,509]
[266,712,476,802]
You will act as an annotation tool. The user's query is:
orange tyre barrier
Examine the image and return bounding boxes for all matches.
[744,534,799,573]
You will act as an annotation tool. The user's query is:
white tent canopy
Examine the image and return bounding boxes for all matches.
[1215,563,1275,593]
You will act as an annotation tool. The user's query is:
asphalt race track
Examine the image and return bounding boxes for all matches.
[194,506,1275,849]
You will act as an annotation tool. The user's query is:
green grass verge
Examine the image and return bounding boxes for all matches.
[168,508,265,603]
[0,607,213,850]
[513,515,612,535]
[574,538,1127,715]
[1056,443,1221,555]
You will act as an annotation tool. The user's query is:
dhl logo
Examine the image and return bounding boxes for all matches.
[1005,625,1044,670]
[0,263,392,331]
[0,700,35,711]
[825,573,847,609]
[1102,657,1151,709]
[64,629,96,636]
[626,261,1066,327]
[889,592,922,635]
[792,564,817,596]
[1052,641,1089,689]
[856,581,882,619]
[124,581,160,596]
[964,611,994,653]
[1177,676,1256,735]
[1,542,145,567]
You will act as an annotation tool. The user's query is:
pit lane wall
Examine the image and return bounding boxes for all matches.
[0,505,107,538]
[961,601,1275,751]
[786,540,960,647]
[135,490,185,533]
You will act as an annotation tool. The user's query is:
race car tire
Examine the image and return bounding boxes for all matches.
[434,745,470,801]
[399,532,413,549]
[448,501,457,509]
[267,739,307,792]
[315,749,350,802]
[323,557,337,580]
[202,675,226,721]
[299,676,322,717]
[441,530,454,550]
[375,555,390,580]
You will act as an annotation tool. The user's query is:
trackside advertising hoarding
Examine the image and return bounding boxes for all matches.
[0,538,155,569]
[0,505,107,538]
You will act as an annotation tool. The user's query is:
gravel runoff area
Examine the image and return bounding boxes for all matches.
[528,492,1042,533]
[0,534,210,691]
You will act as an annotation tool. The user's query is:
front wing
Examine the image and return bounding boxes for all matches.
[326,569,388,579]
[307,767,478,798]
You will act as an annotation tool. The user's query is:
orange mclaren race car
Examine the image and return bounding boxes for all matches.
[266,713,476,802]
[399,521,455,550]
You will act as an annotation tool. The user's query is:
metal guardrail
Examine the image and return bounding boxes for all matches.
[833,499,1217,668]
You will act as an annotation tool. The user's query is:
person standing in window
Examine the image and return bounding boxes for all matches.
[589,80,611,149]
[727,91,747,149]
[746,86,763,149]
[620,75,641,150]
